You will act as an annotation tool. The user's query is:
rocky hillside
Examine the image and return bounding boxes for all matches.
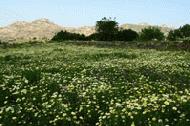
[0,19,62,42]
[0,19,173,42]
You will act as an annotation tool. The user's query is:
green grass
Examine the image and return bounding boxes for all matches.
[0,42,190,126]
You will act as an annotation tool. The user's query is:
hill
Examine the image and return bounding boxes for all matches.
[120,23,172,35]
[0,19,173,42]
[0,19,62,42]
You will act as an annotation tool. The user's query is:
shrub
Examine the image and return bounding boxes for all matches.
[182,37,190,44]
[86,33,99,41]
[167,24,190,41]
[52,31,86,41]
[116,29,139,41]
[22,69,41,84]
[140,27,165,41]
[180,24,190,38]
[167,29,183,41]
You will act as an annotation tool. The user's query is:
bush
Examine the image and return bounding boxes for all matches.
[86,33,99,41]
[52,31,86,41]
[167,24,190,41]
[182,37,190,44]
[140,27,165,41]
[167,29,183,41]
[180,24,190,38]
[116,29,139,41]
[22,69,41,84]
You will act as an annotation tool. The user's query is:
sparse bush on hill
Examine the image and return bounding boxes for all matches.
[140,27,165,41]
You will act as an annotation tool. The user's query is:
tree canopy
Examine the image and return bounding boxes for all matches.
[167,24,190,41]
[140,27,165,41]
[95,17,119,41]
[180,24,190,38]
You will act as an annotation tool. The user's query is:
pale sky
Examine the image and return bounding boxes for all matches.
[0,0,190,27]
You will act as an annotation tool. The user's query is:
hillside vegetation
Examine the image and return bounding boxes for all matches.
[52,18,190,43]
[0,42,190,126]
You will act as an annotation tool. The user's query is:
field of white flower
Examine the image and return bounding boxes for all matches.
[0,42,190,126]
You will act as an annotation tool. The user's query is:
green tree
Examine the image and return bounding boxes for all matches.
[180,24,190,38]
[140,27,165,41]
[167,24,190,41]
[167,29,182,41]
[96,17,119,41]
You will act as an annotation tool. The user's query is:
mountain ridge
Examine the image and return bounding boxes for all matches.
[0,19,173,42]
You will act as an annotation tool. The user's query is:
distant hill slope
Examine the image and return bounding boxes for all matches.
[0,19,62,42]
[65,26,96,37]
[0,19,173,42]
[120,23,172,35]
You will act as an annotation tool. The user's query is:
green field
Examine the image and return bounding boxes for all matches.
[0,42,190,126]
